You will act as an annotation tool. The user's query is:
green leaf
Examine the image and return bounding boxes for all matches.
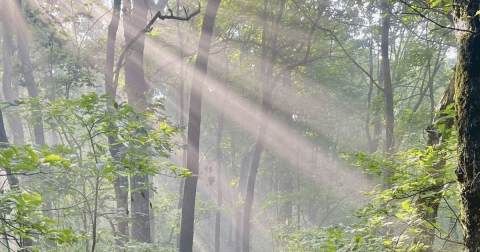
[103,166,115,175]
[24,146,39,162]
[43,154,65,163]
[14,163,37,171]
[2,149,14,159]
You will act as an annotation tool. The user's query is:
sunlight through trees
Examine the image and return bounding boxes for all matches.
[0,0,473,251]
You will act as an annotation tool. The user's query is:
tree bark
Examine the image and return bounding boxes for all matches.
[179,0,222,251]
[452,1,480,250]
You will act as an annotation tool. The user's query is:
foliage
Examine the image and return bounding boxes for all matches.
[282,107,460,251]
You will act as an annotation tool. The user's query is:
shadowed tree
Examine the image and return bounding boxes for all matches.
[123,0,154,243]
[242,0,285,251]
[179,0,222,251]
[104,0,129,244]
[12,0,44,146]
[1,0,24,145]
[381,0,394,188]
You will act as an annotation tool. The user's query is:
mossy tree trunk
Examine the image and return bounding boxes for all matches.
[452,0,480,250]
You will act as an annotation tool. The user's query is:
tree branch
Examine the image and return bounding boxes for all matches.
[112,4,201,91]
[397,0,472,34]
[292,0,385,93]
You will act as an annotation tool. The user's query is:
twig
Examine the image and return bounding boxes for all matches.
[397,0,472,34]
[443,196,459,225]
[79,7,113,50]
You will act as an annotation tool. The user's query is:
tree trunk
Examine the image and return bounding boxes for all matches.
[1,0,24,145]
[122,0,155,243]
[235,152,251,252]
[214,54,228,252]
[11,1,42,248]
[366,38,375,154]
[279,70,293,221]
[243,1,285,251]
[380,0,394,188]
[452,1,480,250]
[179,0,222,251]
[13,0,44,146]
[105,0,129,244]
[215,98,225,252]
[175,0,187,247]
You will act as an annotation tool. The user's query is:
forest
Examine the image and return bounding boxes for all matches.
[1,0,480,251]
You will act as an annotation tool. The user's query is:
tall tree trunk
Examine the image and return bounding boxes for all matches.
[175,1,188,246]
[105,0,129,244]
[279,70,293,221]
[105,0,121,97]
[179,0,222,251]
[243,1,285,251]
[235,152,251,252]
[1,0,24,145]
[123,0,153,243]
[452,1,480,250]
[215,97,226,252]
[12,0,44,146]
[366,39,374,153]
[214,54,228,252]
[11,1,43,248]
[380,0,394,188]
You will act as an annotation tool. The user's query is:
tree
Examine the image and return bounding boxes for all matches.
[179,0,222,251]
[452,0,480,250]
[381,0,394,188]
[242,0,285,251]
[12,0,45,146]
[1,0,24,145]
[122,0,157,243]
[104,0,129,244]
